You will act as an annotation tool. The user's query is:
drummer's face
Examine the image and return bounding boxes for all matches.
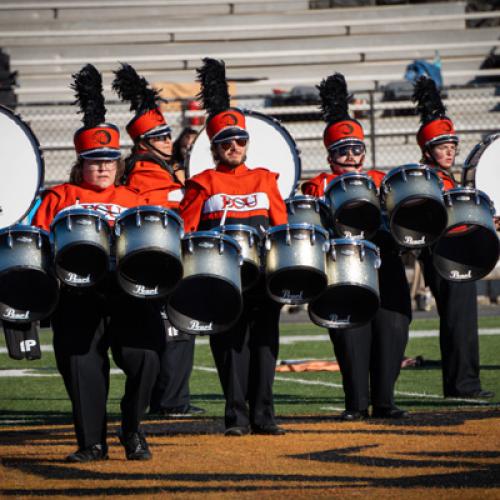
[149,134,172,158]
[428,142,457,170]
[329,145,365,174]
[82,159,117,188]
[216,138,248,166]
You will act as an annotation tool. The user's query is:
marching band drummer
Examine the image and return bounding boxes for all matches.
[180,58,288,436]
[302,73,411,420]
[112,64,205,419]
[33,65,164,462]
[412,77,494,399]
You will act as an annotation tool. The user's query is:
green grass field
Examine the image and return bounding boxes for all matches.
[1,316,499,427]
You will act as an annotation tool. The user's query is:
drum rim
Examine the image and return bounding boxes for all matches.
[463,132,500,170]
[115,205,184,227]
[266,222,329,238]
[325,172,375,193]
[444,187,492,202]
[182,230,243,252]
[51,207,112,228]
[382,163,440,185]
[329,237,380,253]
[0,224,50,238]
[0,105,45,229]
[213,224,261,238]
[285,195,329,207]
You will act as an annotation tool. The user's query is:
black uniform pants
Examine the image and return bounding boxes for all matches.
[52,289,164,448]
[150,313,195,410]
[329,233,411,412]
[210,293,281,429]
[420,249,481,396]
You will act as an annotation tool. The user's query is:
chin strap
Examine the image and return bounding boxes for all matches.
[331,159,364,170]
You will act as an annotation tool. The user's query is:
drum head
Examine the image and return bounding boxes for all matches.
[187,110,301,199]
[464,135,500,210]
[0,106,43,229]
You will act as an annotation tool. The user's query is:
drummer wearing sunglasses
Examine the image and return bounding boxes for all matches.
[32,65,166,463]
[302,73,411,422]
[180,58,288,437]
[412,77,494,400]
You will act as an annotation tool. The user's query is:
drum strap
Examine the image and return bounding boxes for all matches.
[122,152,175,184]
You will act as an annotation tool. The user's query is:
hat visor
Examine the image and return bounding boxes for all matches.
[426,134,459,148]
[143,124,172,139]
[79,148,122,160]
[212,127,249,143]
[328,138,365,151]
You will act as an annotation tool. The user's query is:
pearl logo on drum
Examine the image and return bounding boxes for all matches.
[3,308,30,320]
[282,290,304,300]
[189,320,213,332]
[135,284,159,296]
[67,273,91,284]
[16,236,33,243]
[404,235,426,245]
[450,270,472,280]
[329,314,351,325]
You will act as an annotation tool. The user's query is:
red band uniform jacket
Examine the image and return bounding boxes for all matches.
[180,163,287,233]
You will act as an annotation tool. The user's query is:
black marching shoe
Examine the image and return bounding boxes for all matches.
[66,443,108,463]
[251,424,286,436]
[119,431,152,460]
[447,389,495,400]
[372,406,409,419]
[224,426,251,437]
[339,409,369,421]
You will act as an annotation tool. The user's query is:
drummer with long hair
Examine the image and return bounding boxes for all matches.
[33,64,164,462]
[412,77,493,400]
[302,73,411,420]
[180,58,288,436]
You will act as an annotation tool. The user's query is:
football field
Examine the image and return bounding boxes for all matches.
[1,315,499,497]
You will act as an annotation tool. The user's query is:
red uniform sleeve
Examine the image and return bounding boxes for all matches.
[179,179,208,233]
[366,169,386,189]
[32,189,63,231]
[301,178,320,197]
[267,173,288,226]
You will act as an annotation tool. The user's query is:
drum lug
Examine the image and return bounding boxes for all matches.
[115,222,121,237]
[401,169,408,183]
[474,192,481,206]
[310,230,316,246]
[444,192,452,207]
[285,228,291,246]
[314,199,320,214]
[96,217,102,232]
[7,231,13,248]
[425,169,431,181]
[219,237,224,254]
[66,214,72,231]
[375,247,381,269]
[37,232,42,249]
[340,177,347,192]
[322,241,330,253]
[163,213,168,227]
[249,234,254,247]
[187,239,194,254]
[289,202,295,215]
[382,183,390,195]
[265,236,271,252]
[239,255,244,267]
[359,244,365,262]
[136,210,141,227]
[329,244,337,261]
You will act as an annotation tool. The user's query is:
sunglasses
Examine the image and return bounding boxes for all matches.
[219,138,248,150]
[333,145,365,156]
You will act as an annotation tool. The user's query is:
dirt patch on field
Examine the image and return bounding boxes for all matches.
[1,409,500,498]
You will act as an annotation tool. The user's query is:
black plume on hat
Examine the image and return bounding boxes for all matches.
[112,63,160,113]
[71,63,106,127]
[196,57,230,118]
[412,76,447,124]
[317,72,351,124]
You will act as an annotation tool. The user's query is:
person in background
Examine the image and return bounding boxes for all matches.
[302,73,411,420]
[412,76,494,399]
[171,126,198,186]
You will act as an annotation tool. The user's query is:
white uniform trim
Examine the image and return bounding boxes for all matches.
[202,192,270,214]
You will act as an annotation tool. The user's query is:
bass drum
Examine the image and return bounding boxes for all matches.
[0,105,44,229]
[186,109,301,200]
[462,133,500,210]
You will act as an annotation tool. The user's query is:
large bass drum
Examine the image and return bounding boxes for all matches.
[0,105,44,230]
[186,109,301,200]
[0,225,58,323]
[462,133,500,211]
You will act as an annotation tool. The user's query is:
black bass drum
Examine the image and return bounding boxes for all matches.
[186,109,301,200]
[0,105,44,229]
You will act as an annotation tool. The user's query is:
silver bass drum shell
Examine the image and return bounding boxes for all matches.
[213,224,262,291]
[285,195,331,230]
[167,231,243,335]
[51,208,111,287]
[0,225,58,323]
[325,173,381,239]
[433,188,499,282]
[264,223,329,305]
[308,238,380,329]
[381,164,447,248]
[115,206,183,299]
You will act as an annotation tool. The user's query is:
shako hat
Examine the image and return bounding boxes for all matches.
[196,58,248,144]
[72,64,121,160]
[413,76,458,150]
[318,72,364,151]
[112,63,171,142]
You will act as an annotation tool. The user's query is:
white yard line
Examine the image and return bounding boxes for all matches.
[2,327,499,354]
